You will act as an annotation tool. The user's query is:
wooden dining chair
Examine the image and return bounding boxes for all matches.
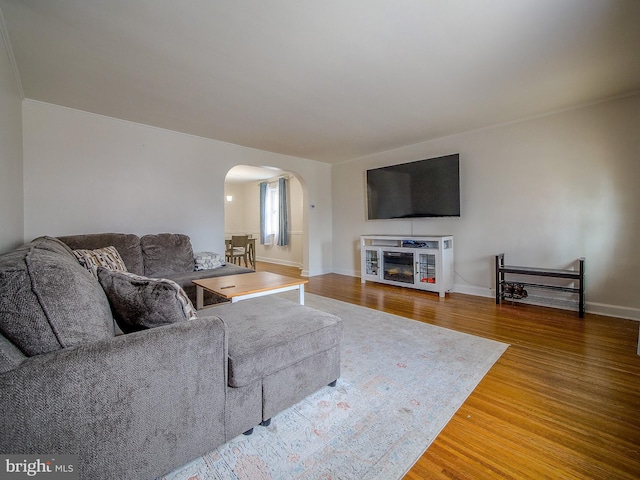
[226,235,250,267]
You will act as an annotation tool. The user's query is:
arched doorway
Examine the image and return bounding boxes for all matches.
[224,165,306,272]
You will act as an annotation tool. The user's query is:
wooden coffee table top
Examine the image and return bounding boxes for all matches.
[193,271,308,300]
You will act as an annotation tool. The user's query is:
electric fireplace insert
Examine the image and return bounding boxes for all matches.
[383,251,414,284]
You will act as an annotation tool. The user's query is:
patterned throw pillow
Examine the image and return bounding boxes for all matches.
[194,251,226,271]
[73,246,128,273]
[96,268,197,333]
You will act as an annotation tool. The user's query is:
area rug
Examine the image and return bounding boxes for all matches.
[161,293,508,480]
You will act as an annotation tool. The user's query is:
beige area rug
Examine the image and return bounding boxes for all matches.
[162,293,508,480]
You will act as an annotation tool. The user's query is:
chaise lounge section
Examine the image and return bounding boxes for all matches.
[0,235,342,479]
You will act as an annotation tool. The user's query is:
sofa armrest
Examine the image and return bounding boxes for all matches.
[0,315,228,480]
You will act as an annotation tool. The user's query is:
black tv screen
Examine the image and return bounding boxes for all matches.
[366,154,460,219]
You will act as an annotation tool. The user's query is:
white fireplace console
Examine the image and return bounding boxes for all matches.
[360,235,454,297]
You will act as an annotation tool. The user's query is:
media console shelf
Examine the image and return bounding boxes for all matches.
[361,235,453,297]
[495,253,585,318]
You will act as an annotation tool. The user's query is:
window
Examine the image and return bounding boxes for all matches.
[264,182,279,243]
[260,178,289,246]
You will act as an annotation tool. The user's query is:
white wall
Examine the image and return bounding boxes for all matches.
[223,183,247,234]
[22,100,333,276]
[18,92,640,318]
[332,94,640,320]
[0,22,24,252]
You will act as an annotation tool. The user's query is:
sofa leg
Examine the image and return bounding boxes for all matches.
[328,380,337,387]
[242,428,254,435]
[260,418,271,427]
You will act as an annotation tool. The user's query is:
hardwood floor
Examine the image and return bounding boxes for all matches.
[256,262,640,479]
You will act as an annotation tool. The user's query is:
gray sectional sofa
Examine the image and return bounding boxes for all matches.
[57,232,254,307]
[0,235,342,480]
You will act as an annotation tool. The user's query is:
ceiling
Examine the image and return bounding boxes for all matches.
[2,0,639,164]
[225,165,285,184]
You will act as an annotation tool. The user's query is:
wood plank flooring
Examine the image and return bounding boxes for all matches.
[255,262,640,479]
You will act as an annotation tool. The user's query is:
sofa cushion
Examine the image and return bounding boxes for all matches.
[205,296,342,388]
[30,235,78,259]
[166,264,253,289]
[58,233,145,275]
[97,268,198,333]
[0,238,115,356]
[73,246,128,273]
[141,234,194,277]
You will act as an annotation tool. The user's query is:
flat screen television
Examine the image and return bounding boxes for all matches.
[366,154,460,219]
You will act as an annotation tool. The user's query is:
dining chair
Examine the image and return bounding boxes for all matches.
[226,235,250,267]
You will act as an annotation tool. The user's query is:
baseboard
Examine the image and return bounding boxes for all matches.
[332,267,358,278]
[452,283,492,298]
[478,286,640,321]
[586,302,640,322]
[343,272,640,322]
[255,256,302,270]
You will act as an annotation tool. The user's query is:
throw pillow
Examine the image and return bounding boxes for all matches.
[194,251,226,271]
[97,268,197,333]
[73,246,128,273]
